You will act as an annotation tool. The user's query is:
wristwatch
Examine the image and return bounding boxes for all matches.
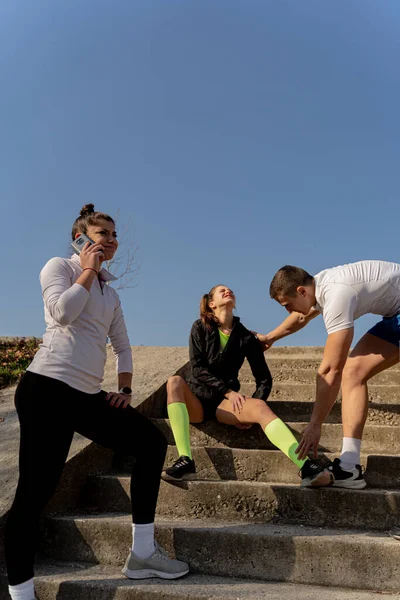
[119,387,132,395]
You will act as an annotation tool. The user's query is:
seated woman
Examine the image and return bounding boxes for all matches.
[162,284,332,488]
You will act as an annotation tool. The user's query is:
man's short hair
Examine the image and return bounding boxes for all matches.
[269,265,314,299]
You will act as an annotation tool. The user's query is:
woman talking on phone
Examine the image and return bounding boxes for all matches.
[5,204,188,600]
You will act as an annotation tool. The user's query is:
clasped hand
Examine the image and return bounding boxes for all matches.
[105,392,131,409]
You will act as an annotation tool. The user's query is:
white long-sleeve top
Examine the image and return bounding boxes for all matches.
[28,253,133,393]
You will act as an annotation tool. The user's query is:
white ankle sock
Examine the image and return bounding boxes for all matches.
[8,578,35,600]
[132,522,155,559]
[340,437,362,470]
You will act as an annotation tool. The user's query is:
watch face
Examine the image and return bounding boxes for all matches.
[120,387,132,395]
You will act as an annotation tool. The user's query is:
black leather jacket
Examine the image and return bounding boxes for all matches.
[186,317,272,401]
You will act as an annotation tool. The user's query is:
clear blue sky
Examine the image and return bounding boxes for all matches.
[1,1,399,346]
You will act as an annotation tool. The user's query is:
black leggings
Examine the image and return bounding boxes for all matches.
[5,371,167,586]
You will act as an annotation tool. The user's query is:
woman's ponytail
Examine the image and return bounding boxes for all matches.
[200,286,223,330]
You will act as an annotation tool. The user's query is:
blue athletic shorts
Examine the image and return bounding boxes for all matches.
[367,313,400,348]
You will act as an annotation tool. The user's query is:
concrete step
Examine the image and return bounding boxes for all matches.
[80,476,400,531]
[112,447,400,488]
[240,382,400,403]
[240,367,400,385]
[116,448,400,488]
[152,419,400,454]
[263,347,397,361]
[38,517,400,592]
[261,346,326,357]
[1,562,395,599]
[250,357,400,371]
[244,399,400,426]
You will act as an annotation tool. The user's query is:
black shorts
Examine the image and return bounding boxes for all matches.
[197,395,225,420]
[186,382,225,421]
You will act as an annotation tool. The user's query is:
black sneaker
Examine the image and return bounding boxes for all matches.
[300,458,334,488]
[162,456,196,481]
[327,458,366,489]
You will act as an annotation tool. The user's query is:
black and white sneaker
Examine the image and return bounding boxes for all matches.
[162,456,196,481]
[327,458,366,489]
[300,459,334,487]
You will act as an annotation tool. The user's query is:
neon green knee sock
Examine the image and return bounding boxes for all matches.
[264,418,307,469]
[167,402,192,460]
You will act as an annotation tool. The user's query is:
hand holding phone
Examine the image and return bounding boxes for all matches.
[71,233,94,255]
[72,234,104,273]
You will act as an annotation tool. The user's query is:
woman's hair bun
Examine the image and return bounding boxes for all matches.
[80,204,95,217]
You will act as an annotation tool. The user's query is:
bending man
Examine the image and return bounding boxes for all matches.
[260,260,400,489]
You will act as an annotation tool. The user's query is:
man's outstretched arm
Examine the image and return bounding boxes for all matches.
[257,307,320,349]
[296,327,354,459]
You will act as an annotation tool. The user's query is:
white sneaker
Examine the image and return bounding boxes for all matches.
[328,458,366,489]
[122,542,189,580]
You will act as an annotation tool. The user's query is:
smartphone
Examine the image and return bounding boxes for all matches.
[71,233,95,255]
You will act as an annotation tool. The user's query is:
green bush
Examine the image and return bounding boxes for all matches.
[0,338,41,389]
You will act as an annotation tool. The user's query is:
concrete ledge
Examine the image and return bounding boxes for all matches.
[38,517,400,592]
[79,476,400,531]
[112,447,400,488]
[150,419,400,454]
[241,382,400,403]
[256,357,400,371]
[2,563,395,600]
[243,366,400,385]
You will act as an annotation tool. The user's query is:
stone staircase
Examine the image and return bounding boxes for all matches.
[2,346,400,599]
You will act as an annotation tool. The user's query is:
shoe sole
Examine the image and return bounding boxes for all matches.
[161,472,196,482]
[301,470,334,488]
[122,567,189,580]
[332,479,367,489]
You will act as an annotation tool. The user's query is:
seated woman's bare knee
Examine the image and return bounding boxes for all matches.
[166,375,189,407]
[241,398,275,422]
[167,375,185,392]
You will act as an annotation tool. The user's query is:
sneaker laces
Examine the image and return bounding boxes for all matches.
[174,456,190,468]
[154,542,172,561]
[298,459,324,479]
[308,461,321,473]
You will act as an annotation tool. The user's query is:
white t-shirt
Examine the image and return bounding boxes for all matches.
[28,253,133,393]
[314,260,400,335]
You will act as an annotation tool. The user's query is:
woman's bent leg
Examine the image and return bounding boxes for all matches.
[216,397,307,466]
[72,393,167,524]
[5,373,74,586]
[166,376,203,460]
[73,394,188,579]
[216,397,332,486]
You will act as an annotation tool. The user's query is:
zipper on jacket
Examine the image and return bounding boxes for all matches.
[98,276,104,295]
